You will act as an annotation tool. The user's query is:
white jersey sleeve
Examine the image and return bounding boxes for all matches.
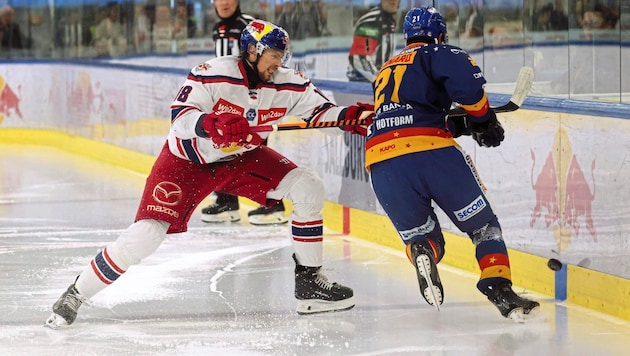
[167,56,345,164]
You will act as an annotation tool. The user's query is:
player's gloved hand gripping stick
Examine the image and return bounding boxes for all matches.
[251,66,534,133]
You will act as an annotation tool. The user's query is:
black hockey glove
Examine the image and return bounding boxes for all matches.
[470,109,504,147]
[447,116,472,138]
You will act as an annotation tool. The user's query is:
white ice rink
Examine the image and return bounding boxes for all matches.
[2,145,630,356]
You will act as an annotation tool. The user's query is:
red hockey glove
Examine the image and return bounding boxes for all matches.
[340,102,374,136]
[469,109,504,147]
[200,112,251,146]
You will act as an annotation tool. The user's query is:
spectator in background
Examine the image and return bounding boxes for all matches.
[134,4,152,53]
[462,1,483,38]
[621,2,630,30]
[347,0,399,82]
[276,1,296,36]
[55,10,90,57]
[293,0,323,40]
[552,2,619,95]
[152,4,174,52]
[174,2,196,39]
[549,0,569,30]
[569,0,585,28]
[532,3,554,31]
[532,1,568,32]
[582,3,618,38]
[0,5,24,51]
[93,2,128,57]
[314,0,330,36]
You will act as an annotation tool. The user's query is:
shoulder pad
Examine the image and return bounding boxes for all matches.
[273,67,310,85]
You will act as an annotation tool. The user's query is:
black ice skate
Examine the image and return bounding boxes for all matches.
[483,281,540,323]
[293,254,355,315]
[248,201,288,225]
[200,194,240,223]
[45,282,89,329]
[409,240,443,310]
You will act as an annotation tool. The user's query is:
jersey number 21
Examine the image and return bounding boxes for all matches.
[374,65,408,110]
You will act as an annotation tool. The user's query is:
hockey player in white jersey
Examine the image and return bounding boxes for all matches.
[46,19,372,329]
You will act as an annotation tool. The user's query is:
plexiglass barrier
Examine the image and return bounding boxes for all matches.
[0,0,628,103]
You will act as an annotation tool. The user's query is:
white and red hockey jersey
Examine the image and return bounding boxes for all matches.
[168,55,343,164]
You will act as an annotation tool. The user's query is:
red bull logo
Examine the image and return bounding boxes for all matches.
[530,127,596,251]
[0,75,23,124]
[67,71,101,124]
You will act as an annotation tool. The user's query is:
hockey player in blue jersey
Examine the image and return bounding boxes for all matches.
[365,7,539,322]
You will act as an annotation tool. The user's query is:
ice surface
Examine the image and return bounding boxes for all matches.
[2,145,630,355]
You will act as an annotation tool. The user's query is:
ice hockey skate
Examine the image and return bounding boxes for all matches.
[200,193,240,223]
[248,200,288,225]
[483,281,540,323]
[409,240,443,310]
[45,282,89,329]
[293,254,355,315]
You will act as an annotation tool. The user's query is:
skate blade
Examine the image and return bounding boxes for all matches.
[296,296,355,315]
[248,212,288,226]
[417,255,442,311]
[200,211,241,223]
[507,305,541,323]
[44,313,69,330]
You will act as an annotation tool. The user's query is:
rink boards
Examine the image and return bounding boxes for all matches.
[2,127,629,323]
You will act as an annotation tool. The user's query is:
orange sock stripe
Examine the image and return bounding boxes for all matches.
[426,239,440,263]
[480,265,512,280]
[405,239,440,265]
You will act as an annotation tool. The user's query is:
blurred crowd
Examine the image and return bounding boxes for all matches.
[0,1,627,59]
[0,0,628,101]
[0,0,332,59]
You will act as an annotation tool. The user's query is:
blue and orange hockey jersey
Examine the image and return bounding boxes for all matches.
[366,42,491,167]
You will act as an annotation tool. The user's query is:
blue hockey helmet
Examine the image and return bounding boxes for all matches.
[240,20,292,65]
[403,7,448,43]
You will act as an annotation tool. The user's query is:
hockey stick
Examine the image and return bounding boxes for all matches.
[447,66,534,118]
[250,110,374,133]
[251,66,534,133]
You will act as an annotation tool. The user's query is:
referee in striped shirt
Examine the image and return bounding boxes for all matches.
[211,0,254,57]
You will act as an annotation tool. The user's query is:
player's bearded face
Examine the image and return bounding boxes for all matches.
[256,49,284,82]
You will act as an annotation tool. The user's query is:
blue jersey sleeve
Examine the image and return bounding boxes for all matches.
[429,45,490,121]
